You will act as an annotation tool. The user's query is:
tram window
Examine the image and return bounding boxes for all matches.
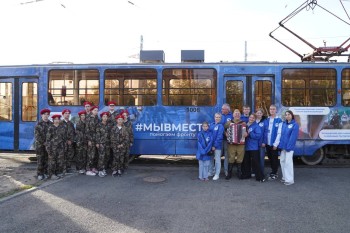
[282,69,336,107]
[254,80,271,114]
[162,69,217,106]
[341,69,350,106]
[22,83,37,122]
[48,70,99,106]
[226,81,243,110]
[104,69,157,106]
[0,82,12,121]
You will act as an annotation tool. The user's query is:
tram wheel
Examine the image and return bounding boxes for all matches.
[301,148,325,165]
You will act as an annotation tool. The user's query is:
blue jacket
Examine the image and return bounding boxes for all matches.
[278,119,299,152]
[263,117,282,147]
[240,115,249,123]
[209,122,224,150]
[219,112,232,126]
[245,122,262,151]
[196,130,213,161]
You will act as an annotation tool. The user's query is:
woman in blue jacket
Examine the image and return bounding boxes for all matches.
[241,113,265,182]
[255,109,266,176]
[279,110,299,185]
[196,122,214,181]
[208,113,224,180]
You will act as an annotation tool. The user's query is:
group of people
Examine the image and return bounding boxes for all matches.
[35,101,133,180]
[196,104,299,185]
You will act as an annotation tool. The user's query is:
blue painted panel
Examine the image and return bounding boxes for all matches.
[175,139,197,154]
[131,139,176,154]
[0,123,14,150]
[19,123,36,150]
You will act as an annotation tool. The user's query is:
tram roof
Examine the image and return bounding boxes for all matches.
[0,61,349,68]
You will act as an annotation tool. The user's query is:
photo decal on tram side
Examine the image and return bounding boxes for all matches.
[283,107,350,140]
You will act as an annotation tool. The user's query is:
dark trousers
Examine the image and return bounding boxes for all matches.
[242,150,263,180]
[266,145,279,175]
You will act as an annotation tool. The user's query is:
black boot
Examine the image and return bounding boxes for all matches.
[225,163,234,180]
[237,163,242,179]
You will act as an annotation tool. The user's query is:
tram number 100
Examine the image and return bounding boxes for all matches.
[186,107,200,112]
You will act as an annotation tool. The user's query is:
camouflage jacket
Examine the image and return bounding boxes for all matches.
[46,124,67,151]
[110,125,129,149]
[34,119,53,148]
[75,119,86,144]
[123,120,134,144]
[107,110,120,127]
[85,112,92,123]
[96,122,110,145]
[86,115,99,142]
[60,120,75,141]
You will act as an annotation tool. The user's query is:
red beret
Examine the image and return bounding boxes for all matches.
[40,108,50,115]
[51,114,61,120]
[115,114,124,120]
[121,109,129,115]
[62,109,71,115]
[90,106,98,111]
[107,101,116,106]
[83,101,92,107]
[78,110,86,116]
[100,112,110,118]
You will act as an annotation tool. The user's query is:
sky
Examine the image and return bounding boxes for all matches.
[0,0,349,65]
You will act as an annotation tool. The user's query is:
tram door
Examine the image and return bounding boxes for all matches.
[224,75,274,115]
[0,77,38,151]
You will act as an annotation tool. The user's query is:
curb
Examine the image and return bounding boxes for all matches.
[0,173,77,204]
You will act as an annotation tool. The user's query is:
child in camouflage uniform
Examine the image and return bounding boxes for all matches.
[61,109,75,173]
[75,110,87,174]
[46,114,66,179]
[86,106,99,176]
[84,101,92,117]
[121,110,134,172]
[106,101,120,127]
[111,114,129,177]
[35,108,52,180]
[96,112,110,177]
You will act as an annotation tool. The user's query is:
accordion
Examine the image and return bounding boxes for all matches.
[227,122,246,144]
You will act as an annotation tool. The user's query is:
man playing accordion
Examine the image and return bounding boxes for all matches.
[224,109,247,180]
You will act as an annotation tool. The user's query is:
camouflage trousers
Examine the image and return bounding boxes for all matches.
[75,142,87,170]
[124,146,131,169]
[65,142,75,169]
[111,146,127,171]
[86,142,97,170]
[97,144,110,171]
[47,143,65,176]
[36,145,48,176]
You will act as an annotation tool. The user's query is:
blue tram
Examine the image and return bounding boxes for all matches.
[1,62,350,165]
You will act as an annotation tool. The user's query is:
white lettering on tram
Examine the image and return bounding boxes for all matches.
[135,123,201,132]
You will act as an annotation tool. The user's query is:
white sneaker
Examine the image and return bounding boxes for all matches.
[102,169,107,176]
[92,168,98,174]
[78,169,86,174]
[224,171,228,176]
[86,171,96,176]
[37,175,44,180]
[213,175,219,181]
[98,171,106,177]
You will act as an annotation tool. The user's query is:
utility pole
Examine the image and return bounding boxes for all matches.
[140,35,143,51]
[140,35,143,62]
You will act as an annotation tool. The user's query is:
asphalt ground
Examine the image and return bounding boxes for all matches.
[0,153,350,233]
